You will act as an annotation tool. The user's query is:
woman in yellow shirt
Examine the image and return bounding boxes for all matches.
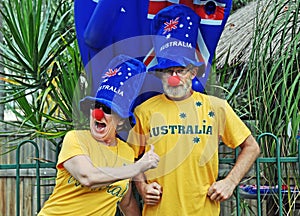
[38,55,159,216]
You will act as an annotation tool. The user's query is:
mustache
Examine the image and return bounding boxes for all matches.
[163,80,192,97]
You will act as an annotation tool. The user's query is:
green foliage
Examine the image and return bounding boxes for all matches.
[213,0,299,152]
[246,2,300,213]
[0,0,85,147]
[213,0,299,214]
[246,0,299,149]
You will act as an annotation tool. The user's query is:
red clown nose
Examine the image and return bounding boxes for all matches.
[92,109,104,120]
[168,76,181,86]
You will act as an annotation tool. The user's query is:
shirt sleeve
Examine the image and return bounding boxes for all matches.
[220,102,251,148]
[56,130,87,169]
[127,107,148,159]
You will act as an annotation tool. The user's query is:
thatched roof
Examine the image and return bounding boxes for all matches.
[216,1,257,68]
[216,0,300,68]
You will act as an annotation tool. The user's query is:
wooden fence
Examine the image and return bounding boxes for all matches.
[1,133,299,216]
[0,137,58,216]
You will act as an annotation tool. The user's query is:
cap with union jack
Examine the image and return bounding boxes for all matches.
[148,4,204,71]
[80,54,146,119]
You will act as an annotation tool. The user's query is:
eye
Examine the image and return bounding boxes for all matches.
[165,70,173,74]
[101,106,111,114]
[93,103,112,114]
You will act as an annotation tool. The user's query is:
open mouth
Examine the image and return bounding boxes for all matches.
[94,120,106,131]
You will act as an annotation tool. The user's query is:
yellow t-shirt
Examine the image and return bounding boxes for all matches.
[38,130,134,216]
[128,92,251,216]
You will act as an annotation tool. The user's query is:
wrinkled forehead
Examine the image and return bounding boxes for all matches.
[164,66,185,70]
[157,66,185,72]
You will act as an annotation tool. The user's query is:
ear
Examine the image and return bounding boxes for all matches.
[154,71,163,79]
[189,66,198,79]
[117,119,125,126]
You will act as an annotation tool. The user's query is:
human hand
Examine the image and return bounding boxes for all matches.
[140,182,162,205]
[207,178,236,202]
[137,145,160,172]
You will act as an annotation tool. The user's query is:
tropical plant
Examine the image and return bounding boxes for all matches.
[246,1,299,214]
[0,0,85,152]
[212,0,299,214]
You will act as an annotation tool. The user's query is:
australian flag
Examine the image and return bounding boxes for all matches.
[74,0,232,98]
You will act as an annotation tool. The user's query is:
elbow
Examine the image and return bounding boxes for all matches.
[254,144,261,159]
[75,170,109,189]
[248,141,260,160]
[242,135,261,159]
[77,173,94,188]
[247,139,261,160]
[73,170,98,188]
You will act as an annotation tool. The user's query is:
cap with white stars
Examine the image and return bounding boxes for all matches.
[149,4,204,71]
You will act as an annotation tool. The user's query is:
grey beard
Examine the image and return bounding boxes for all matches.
[163,79,192,99]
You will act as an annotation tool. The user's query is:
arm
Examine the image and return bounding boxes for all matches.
[118,182,141,216]
[63,145,159,189]
[128,116,162,205]
[134,173,162,205]
[207,134,260,201]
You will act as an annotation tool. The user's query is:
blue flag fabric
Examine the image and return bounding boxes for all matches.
[74,0,232,99]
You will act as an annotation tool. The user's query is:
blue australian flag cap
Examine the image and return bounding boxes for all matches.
[148,4,204,71]
[80,54,147,119]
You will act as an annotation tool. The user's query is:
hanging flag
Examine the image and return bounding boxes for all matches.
[74,0,232,96]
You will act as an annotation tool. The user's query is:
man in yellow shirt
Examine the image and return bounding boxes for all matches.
[127,5,260,215]
[38,55,159,216]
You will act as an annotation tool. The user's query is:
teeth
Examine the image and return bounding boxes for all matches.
[95,121,106,129]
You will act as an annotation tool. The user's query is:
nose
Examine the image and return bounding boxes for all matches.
[168,75,180,86]
[92,109,104,120]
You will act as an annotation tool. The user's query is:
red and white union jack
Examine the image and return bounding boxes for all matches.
[163,17,179,34]
[102,67,121,78]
